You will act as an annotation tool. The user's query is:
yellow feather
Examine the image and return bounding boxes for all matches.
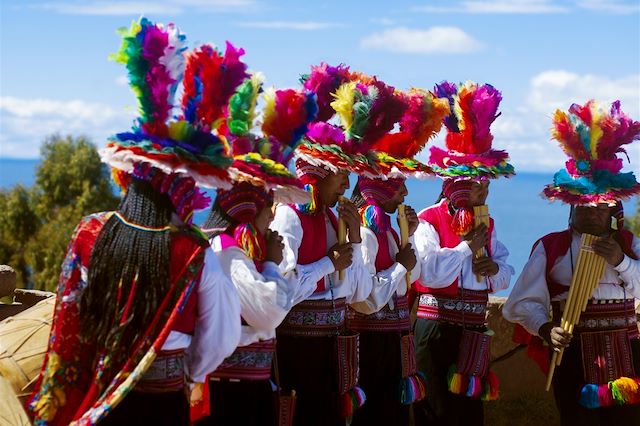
[589,103,603,159]
[331,81,356,131]
[247,73,264,129]
[262,87,276,131]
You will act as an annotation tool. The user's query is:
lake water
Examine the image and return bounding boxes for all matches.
[1,158,637,295]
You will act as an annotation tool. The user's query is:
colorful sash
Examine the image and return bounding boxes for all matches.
[417,288,488,327]
[211,339,276,381]
[347,294,411,333]
[277,298,346,337]
[136,349,186,393]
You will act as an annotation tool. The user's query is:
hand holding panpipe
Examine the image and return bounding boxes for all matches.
[473,205,490,282]
[397,204,411,287]
[544,233,607,391]
[338,196,347,281]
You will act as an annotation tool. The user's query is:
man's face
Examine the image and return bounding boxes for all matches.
[317,170,350,207]
[468,181,489,207]
[380,180,408,213]
[571,204,611,236]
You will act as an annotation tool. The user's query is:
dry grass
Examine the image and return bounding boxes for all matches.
[484,395,560,426]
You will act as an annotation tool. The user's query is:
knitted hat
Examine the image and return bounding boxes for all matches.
[430,81,514,180]
[543,100,640,205]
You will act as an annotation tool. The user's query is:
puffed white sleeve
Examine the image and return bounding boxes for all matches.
[414,220,472,288]
[219,246,294,332]
[615,234,640,299]
[186,248,241,383]
[502,242,552,336]
[343,241,375,304]
[270,205,334,304]
[350,227,406,314]
[487,227,515,292]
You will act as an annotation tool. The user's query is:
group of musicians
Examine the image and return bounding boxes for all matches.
[25,17,640,426]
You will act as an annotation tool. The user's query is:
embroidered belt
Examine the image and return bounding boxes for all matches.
[552,299,638,339]
[137,349,185,393]
[211,338,276,381]
[416,289,488,327]
[277,298,346,337]
[347,294,411,332]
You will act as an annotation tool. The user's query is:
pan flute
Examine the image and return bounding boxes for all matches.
[397,205,411,286]
[545,233,607,391]
[473,205,490,282]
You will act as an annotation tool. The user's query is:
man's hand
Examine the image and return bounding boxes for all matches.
[538,322,572,351]
[396,244,417,271]
[592,236,624,267]
[190,382,204,407]
[464,223,489,253]
[328,242,353,271]
[337,199,362,243]
[403,205,419,237]
[264,230,284,265]
[472,256,499,277]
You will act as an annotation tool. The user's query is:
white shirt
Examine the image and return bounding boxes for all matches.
[503,231,640,336]
[413,214,514,292]
[163,248,242,383]
[270,204,373,304]
[211,235,296,346]
[350,226,422,315]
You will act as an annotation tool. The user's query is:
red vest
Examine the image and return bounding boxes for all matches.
[170,233,205,335]
[374,227,401,272]
[415,200,494,297]
[291,205,339,293]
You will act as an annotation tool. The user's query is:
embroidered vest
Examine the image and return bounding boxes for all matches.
[291,205,339,293]
[170,232,205,335]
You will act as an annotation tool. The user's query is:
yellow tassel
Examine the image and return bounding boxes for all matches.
[331,81,357,131]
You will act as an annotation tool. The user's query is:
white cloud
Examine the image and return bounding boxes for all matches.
[369,18,396,26]
[36,0,257,16]
[360,26,484,54]
[115,75,129,86]
[413,0,568,14]
[576,0,640,14]
[0,97,135,158]
[235,21,340,30]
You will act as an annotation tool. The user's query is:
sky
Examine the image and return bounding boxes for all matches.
[1,0,639,173]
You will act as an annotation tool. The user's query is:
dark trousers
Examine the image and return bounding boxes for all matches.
[413,318,483,426]
[276,334,343,426]
[351,330,410,426]
[194,378,275,426]
[553,337,640,426]
[101,390,189,426]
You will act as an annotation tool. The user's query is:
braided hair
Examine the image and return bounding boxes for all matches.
[350,181,366,210]
[79,178,173,366]
[201,199,236,239]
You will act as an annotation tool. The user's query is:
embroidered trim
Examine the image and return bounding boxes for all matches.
[211,339,276,381]
[417,290,488,327]
[348,295,411,332]
[277,298,346,337]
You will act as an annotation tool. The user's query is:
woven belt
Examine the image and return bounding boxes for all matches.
[552,299,638,338]
[211,338,276,381]
[416,289,488,327]
[347,294,411,332]
[277,298,346,337]
[137,349,185,393]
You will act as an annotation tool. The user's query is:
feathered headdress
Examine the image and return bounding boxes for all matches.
[429,81,514,180]
[370,88,450,179]
[543,100,640,205]
[296,70,404,178]
[225,73,318,203]
[100,19,245,221]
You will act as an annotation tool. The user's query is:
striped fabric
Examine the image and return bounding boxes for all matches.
[136,349,186,393]
[211,338,276,381]
[335,332,360,395]
[347,294,411,332]
[295,158,331,185]
[400,334,418,378]
[552,299,639,338]
[358,177,403,207]
[277,298,346,337]
[580,329,635,385]
[417,289,488,327]
[455,329,492,377]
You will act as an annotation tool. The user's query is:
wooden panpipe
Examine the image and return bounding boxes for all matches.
[397,204,411,286]
[473,205,490,282]
[338,196,347,281]
[544,233,607,391]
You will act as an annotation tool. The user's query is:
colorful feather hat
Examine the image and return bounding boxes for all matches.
[370,88,450,179]
[295,63,391,179]
[430,81,514,180]
[543,100,640,205]
[100,18,247,221]
[224,73,318,203]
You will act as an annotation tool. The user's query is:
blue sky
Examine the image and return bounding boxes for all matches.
[1,0,639,173]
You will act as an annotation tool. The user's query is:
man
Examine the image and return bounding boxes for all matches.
[28,19,242,426]
[504,100,640,425]
[348,88,450,426]
[412,81,515,426]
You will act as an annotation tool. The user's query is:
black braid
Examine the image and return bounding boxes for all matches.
[201,199,237,239]
[79,178,173,365]
[350,182,366,210]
